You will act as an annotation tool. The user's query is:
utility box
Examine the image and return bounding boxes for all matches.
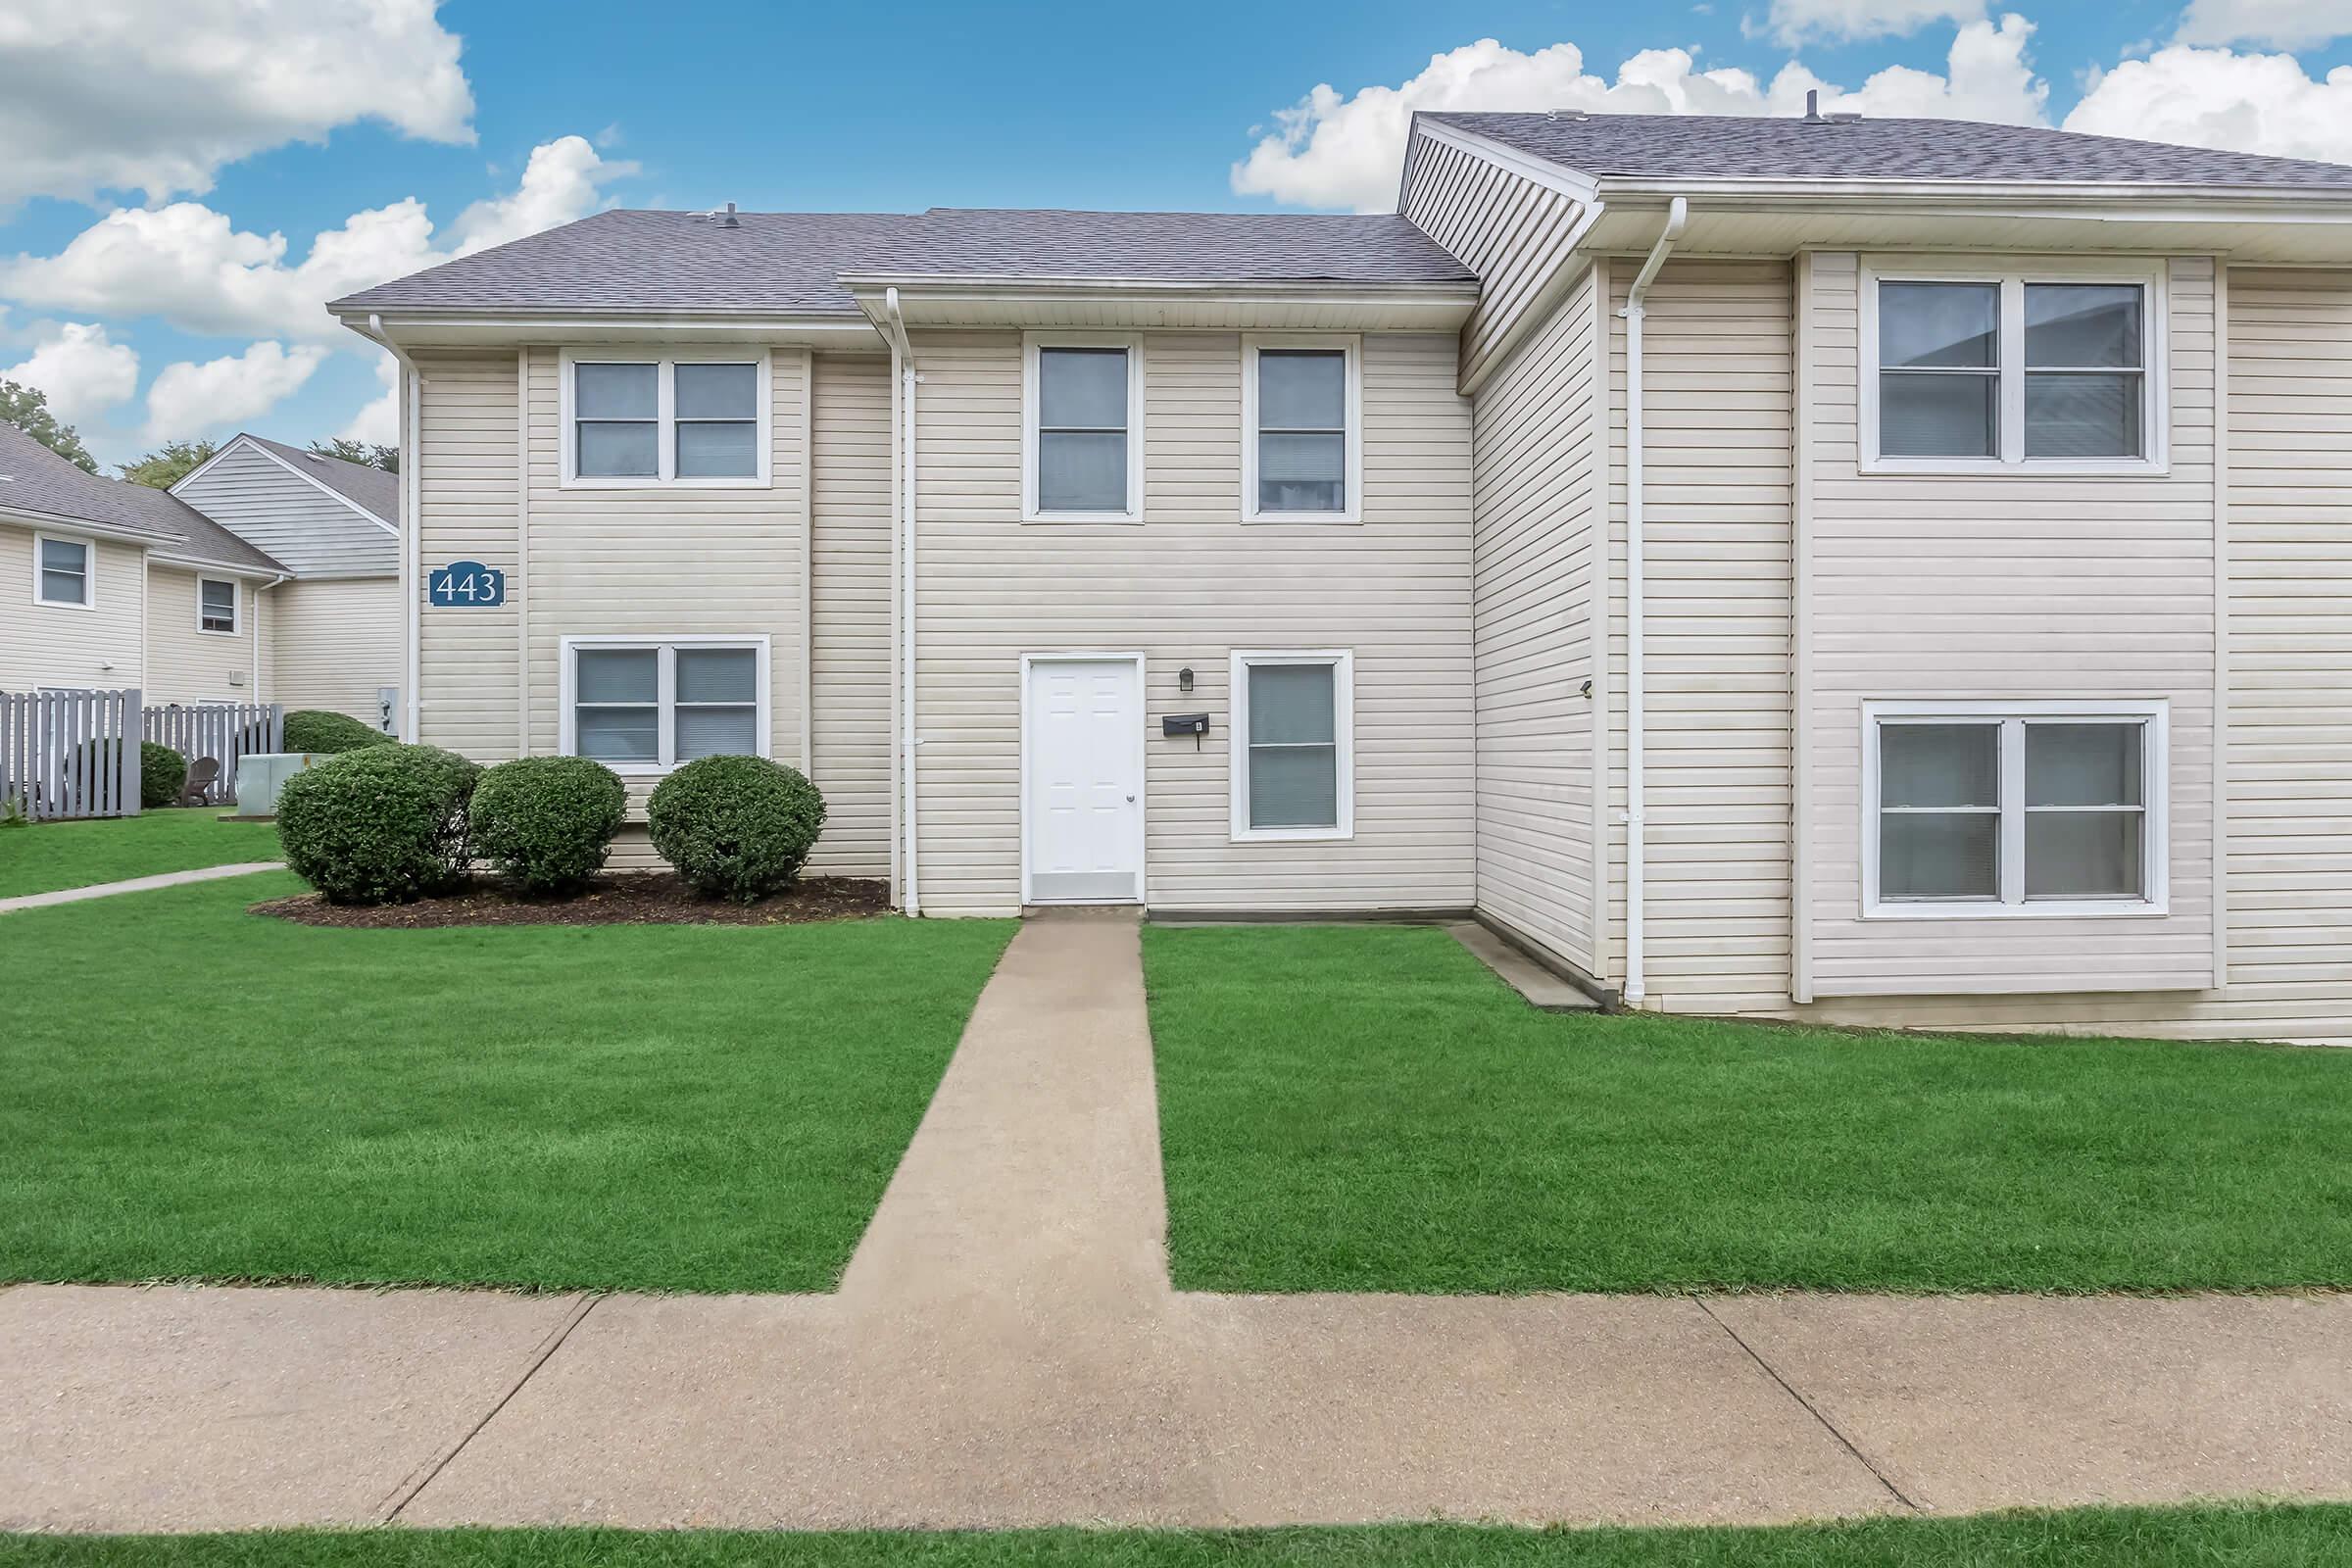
[229,753,324,819]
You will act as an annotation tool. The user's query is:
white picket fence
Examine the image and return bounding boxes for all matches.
[0,688,143,821]
[143,703,284,807]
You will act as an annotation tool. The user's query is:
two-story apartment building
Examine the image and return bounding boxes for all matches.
[333,111,2352,1046]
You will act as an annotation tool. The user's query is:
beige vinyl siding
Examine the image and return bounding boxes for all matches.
[808,354,894,876]
[270,575,398,721]
[2,526,144,693]
[1601,260,1797,1013]
[143,565,267,706]
[1399,133,1590,390]
[1469,268,1604,975]
[172,440,396,575]
[518,347,811,871]
[414,351,522,763]
[907,329,1474,916]
[1796,253,2218,1003]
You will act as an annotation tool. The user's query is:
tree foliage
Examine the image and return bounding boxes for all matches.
[0,379,99,474]
[118,438,219,489]
[309,436,399,473]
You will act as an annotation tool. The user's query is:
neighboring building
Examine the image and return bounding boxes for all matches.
[333,111,2352,1045]
[1,424,399,721]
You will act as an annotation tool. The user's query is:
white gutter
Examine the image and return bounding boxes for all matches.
[880,287,921,915]
[363,314,424,744]
[1616,197,1687,1009]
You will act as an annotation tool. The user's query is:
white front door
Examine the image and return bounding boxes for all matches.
[1025,656,1144,903]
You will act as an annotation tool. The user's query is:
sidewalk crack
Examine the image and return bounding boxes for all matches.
[1693,1297,1922,1514]
[375,1292,601,1523]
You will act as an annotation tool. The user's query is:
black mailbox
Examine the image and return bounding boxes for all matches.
[1161,712,1210,738]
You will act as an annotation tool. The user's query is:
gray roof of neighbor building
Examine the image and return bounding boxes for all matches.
[242,433,400,524]
[0,422,285,573]
[327,208,1472,317]
[1423,113,2352,189]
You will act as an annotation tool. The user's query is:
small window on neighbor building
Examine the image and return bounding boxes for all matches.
[36,536,90,607]
[567,356,765,484]
[199,577,237,634]
[1025,337,1140,519]
[566,640,766,771]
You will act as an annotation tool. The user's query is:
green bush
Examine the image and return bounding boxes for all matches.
[139,742,186,809]
[282,709,390,755]
[276,744,482,905]
[468,756,627,896]
[647,756,826,903]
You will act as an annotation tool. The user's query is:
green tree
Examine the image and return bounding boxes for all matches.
[309,436,399,473]
[0,379,100,473]
[118,438,219,489]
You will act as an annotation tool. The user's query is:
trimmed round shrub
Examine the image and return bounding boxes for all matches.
[647,756,826,904]
[282,709,391,755]
[139,742,187,809]
[276,743,482,905]
[468,756,627,896]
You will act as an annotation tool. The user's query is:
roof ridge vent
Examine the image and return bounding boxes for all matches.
[1547,108,1589,121]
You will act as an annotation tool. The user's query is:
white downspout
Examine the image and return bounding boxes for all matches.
[364,314,424,743]
[1617,197,1687,1009]
[881,288,921,915]
[254,573,288,706]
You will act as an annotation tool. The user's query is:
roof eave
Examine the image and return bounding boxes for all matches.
[0,504,178,547]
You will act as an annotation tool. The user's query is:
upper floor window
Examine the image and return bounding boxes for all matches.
[1867,268,2162,474]
[1023,334,1142,521]
[198,577,238,634]
[562,352,769,487]
[1243,335,1361,522]
[34,535,91,609]
[1864,701,2167,919]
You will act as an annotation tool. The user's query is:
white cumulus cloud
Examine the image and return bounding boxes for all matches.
[2175,0,2352,50]
[0,135,632,345]
[2066,46,2352,166]
[341,355,400,446]
[2,321,139,423]
[143,341,326,441]
[0,0,473,206]
[1232,17,2048,211]
[1760,0,1985,45]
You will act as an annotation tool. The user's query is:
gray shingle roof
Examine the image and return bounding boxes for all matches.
[328,208,1472,317]
[244,433,400,525]
[0,423,285,573]
[1424,113,2352,188]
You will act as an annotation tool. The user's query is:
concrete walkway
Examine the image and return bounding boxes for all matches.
[6,909,2352,1533]
[0,860,285,914]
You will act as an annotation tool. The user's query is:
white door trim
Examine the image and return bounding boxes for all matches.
[1019,651,1148,906]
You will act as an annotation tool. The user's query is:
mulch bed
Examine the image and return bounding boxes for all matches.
[251,874,890,929]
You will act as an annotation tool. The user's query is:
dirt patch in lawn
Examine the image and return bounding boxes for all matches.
[253,874,890,928]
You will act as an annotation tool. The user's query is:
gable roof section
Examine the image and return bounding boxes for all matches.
[0,423,285,573]
[239,434,400,527]
[1420,113,2352,190]
[329,208,1473,318]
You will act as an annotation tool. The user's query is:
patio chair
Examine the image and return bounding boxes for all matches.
[178,756,220,808]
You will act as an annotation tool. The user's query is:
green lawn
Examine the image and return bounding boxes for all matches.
[3,1508,2347,1565]
[1148,924,2352,1295]
[0,808,281,898]
[0,875,1013,1293]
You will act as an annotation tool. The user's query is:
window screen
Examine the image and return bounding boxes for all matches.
[37,537,89,606]
[1878,283,1998,459]
[1255,350,1347,513]
[2024,285,2143,460]
[1247,662,1339,830]
[674,363,760,477]
[1878,722,2000,901]
[575,363,659,477]
[1036,347,1129,513]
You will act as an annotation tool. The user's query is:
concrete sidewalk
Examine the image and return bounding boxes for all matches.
[6,909,2351,1533]
[0,860,285,914]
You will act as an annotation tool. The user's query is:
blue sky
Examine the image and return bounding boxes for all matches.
[3,0,2349,471]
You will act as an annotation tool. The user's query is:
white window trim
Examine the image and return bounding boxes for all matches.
[31,532,93,612]
[1859,258,2169,478]
[1860,698,2170,920]
[1241,333,1364,523]
[558,634,771,779]
[196,576,239,636]
[1020,332,1145,523]
[1229,648,1355,843]
[558,349,772,490]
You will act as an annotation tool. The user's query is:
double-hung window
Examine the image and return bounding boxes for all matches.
[34,535,91,608]
[1865,702,2166,917]
[1243,334,1360,521]
[1023,334,1142,520]
[563,638,768,774]
[1230,650,1353,841]
[564,352,768,486]
[198,577,238,634]
[1868,266,2161,472]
